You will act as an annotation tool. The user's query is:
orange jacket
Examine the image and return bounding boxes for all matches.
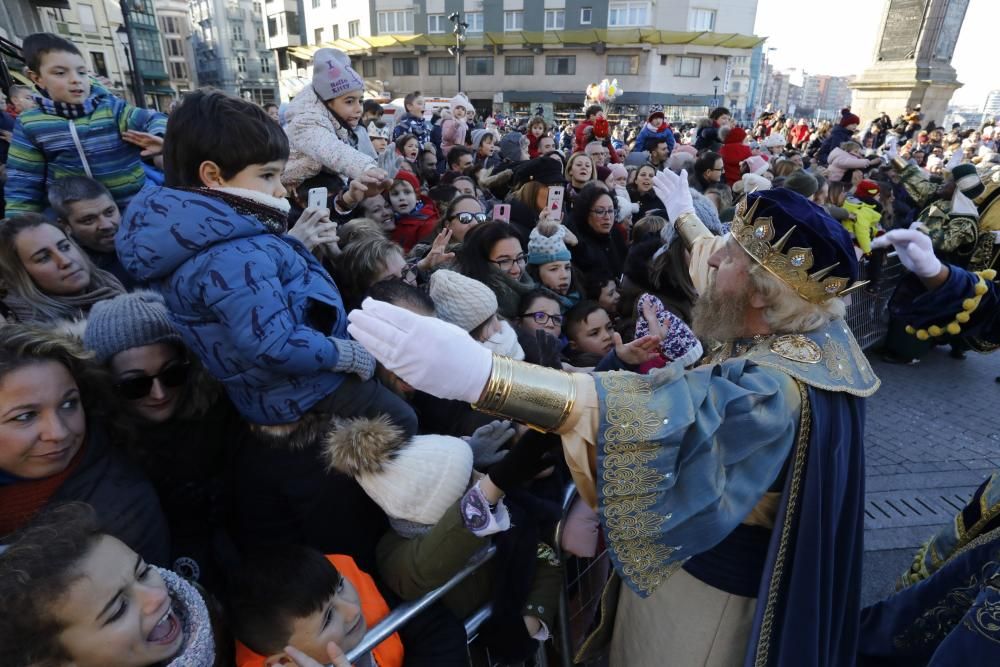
[235,554,404,667]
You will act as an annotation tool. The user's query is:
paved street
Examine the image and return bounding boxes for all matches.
[861,344,1000,606]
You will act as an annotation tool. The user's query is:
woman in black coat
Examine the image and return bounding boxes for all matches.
[568,182,628,279]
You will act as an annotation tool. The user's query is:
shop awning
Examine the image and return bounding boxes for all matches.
[288,29,764,60]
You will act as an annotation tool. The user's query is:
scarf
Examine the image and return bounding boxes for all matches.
[0,442,86,537]
[158,567,216,667]
[482,320,525,360]
[189,187,290,235]
[484,267,536,320]
[33,89,99,119]
[3,272,126,324]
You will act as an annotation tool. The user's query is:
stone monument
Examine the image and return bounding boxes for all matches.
[850,0,970,126]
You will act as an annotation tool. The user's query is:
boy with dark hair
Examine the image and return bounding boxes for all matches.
[48,175,136,288]
[4,33,167,214]
[392,90,431,146]
[445,145,474,174]
[229,545,405,667]
[573,104,604,153]
[362,99,384,126]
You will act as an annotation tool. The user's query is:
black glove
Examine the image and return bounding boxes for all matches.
[486,431,561,492]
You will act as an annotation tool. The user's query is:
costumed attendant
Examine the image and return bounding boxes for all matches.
[348,176,878,667]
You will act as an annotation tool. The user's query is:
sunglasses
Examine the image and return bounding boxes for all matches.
[521,311,564,326]
[115,362,190,400]
[451,212,488,225]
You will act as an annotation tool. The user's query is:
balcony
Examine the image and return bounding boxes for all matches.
[227,7,245,21]
[232,39,250,50]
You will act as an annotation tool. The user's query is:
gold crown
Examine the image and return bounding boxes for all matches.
[731,198,867,304]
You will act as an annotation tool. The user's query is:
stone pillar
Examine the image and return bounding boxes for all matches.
[849,0,970,127]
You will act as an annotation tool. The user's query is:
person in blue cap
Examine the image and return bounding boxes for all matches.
[347,169,879,667]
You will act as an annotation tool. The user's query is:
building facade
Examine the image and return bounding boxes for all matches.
[190,0,278,104]
[265,0,762,121]
[983,89,1000,119]
[157,0,198,98]
[0,0,45,45]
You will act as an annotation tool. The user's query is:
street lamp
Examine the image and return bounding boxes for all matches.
[116,2,147,108]
[447,12,467,95]
[712,75,721,106]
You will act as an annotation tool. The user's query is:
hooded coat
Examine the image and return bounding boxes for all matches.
[816,124,855,166]
[719,127,753,186]
[116,186,350,425]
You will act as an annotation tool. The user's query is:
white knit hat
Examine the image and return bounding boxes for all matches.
[450,93,473,113]
[429,270,497,332]
[323,416,473,526]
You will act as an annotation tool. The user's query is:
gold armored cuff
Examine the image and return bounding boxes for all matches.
[675,212,711,250]
[473,355,577,433]
[890,157,909,172]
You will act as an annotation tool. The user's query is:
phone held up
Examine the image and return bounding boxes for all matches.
[492,203,511,223]
[546,185,565,223]
[307,187,328,210]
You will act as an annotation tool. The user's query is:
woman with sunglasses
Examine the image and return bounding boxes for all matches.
[567,182,628,279]
[0,213,125,324]
[407,195,486,271]
[456,221,536,320]
[0,324,168,565]
[83,291,245,591]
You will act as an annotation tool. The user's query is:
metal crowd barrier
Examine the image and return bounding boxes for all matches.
[844,252,906,351]
[343,545,497,665]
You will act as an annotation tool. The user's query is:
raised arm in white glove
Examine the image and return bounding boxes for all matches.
[870,222,944,281]
[652,168,695,221]
[347,298,493,403]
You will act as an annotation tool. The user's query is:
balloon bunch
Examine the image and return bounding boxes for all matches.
[585,78,625,105]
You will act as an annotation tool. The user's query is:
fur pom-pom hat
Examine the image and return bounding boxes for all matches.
[323,416,473,526]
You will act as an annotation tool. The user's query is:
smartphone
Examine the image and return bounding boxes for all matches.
[307,187,328,210]
[546,185,565,223]
[492,203,511,223]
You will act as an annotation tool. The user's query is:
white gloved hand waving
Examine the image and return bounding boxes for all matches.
[347,298,493,403]
[870,223,943,279]
[652,168,695,221]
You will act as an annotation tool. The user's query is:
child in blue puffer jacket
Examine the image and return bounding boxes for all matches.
[633,110,675,155]
[116,89,417,440]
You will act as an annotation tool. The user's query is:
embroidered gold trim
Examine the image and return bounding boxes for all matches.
[599,372,680,595]
[770,334,822,364]
[754,381,812,667]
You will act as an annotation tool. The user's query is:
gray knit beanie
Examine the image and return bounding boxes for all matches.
[311,48,365,101]
[783,170,819,198]
[83,291,183,364]
[429,270,498,332]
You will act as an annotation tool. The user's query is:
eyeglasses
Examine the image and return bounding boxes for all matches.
[521,311,563,326]
[115,362,190,400]
[590,207,615,218]
[490,254,527,271]
[451,212,488,225]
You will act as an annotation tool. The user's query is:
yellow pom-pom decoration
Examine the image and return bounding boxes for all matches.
[982,269,997,281]
[916,329,930,341]
[928,325,943,337]
[946,322,962,335]
[963,298,978,311]
[956,311,971,323]
[975,281,987,296]
[905,325,916,334]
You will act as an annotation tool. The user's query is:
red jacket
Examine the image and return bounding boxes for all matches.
[390,195,439,253]
[719,127,752,186]
[528,133,540,158]
[791,123,811,147]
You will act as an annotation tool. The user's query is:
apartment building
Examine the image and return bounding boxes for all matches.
[264,0,762,121]
[190,0,278,104]
[158,0,198,97]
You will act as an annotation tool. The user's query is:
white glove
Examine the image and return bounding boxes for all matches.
[885,143,899,162]
[946,145,964,171]
[652,168,695,221]
[347,298,493,403]
[870,223,942,279]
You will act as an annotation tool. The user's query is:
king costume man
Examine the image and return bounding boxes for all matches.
[348,179,880,667]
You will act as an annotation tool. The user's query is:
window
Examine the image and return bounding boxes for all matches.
[253,2,261,15]
[505,56,533,75]
[167,39,183,57]
[331,0,336,6]
[268,16,278,37]
[429,56,455,75]
[545,55,576,75]
[688,8,716,31]
[392,57,418,76]
[659,54,667,65]
[90,51,108,77]
[673,56,701,77]
[233,24,244,40]
[260,54,271,72]
[608,1,650,27]
[730,81,740,92]
[170,61,188,79]
[78,4,97,32]
[236,55,247,72]
[332,24,339,40]
[377,10,414,34]
[607,54,639,75]
[427,14,446,34]
[349,20,360,37]
[161,16,177,33]
[362,59,376,77]
[580,7,592,25]
[314,27,323,43]
[466,56,494,75]
[544,10,565,30]
[311,0,320,7]
[465,12,483,33]
[256,25,265,42]
[504,11,523,31]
